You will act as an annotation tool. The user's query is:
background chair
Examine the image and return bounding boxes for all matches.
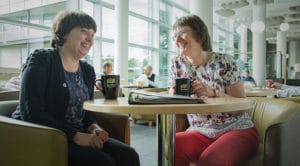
[0,99,130,166]
[0,90,19,101]
[281,96,300,104]
[176,97,300,166]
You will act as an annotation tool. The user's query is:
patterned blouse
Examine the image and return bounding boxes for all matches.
[64,67,90,131]
[168,52,254,138]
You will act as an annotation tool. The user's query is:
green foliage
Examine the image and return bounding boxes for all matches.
[248,59,253,71]
[128,58,138,67]
[236,58,245,71]
[142,59,148,67]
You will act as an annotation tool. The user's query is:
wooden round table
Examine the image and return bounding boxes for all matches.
[84,95,252,166]
[245,88,277,97]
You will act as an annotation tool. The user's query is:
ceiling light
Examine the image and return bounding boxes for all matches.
[266,16,284,26]
[86,0,101,2]
[215,9,235,17]
[279,23,289,31]
[221,0,249,9]
[252,0,274,4]
[250,21,265,33]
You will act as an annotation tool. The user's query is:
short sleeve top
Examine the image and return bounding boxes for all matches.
[168,52,254,138]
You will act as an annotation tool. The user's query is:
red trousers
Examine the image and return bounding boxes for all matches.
[175,127,258,166]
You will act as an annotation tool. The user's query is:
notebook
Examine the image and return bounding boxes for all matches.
[128,89,204,104]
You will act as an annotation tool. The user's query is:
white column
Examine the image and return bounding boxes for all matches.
[67,0,80,10]
[92,3,101,77]
[288,41,300,66]
[240,24,248,63]
[252,0,266,87]
[276,31,287,79]
[189,0,213,39]
[288,41,300,78]
[115,0,129,83]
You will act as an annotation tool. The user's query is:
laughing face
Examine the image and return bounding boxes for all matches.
[173,26,203,66]
[173,26,193,56]
[63,27,95,59]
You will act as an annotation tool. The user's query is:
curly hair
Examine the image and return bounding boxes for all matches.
[50,10,97,48]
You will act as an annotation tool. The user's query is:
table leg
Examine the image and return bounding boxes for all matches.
[157,114,176,166]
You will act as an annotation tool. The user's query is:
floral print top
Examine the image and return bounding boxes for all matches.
[168,52,254,138]
[64,67,90,131]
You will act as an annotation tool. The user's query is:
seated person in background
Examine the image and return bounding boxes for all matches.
[242,70,256,87]
[11,10,139,166]
[4,64,24,91]
[95,61,113,90]
[135,65,158,88]
[271,82,300,98]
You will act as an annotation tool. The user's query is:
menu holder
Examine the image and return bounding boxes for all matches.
[128,89,204,104]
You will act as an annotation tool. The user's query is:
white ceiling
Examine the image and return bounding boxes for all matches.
[214,0,300,43]
[1,0,299,44]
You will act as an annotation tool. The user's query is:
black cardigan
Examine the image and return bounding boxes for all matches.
[13,48,96,141]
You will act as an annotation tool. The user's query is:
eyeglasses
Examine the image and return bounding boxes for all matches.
[172,30,191,41]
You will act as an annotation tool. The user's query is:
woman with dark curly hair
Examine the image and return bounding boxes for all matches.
[12,10,139,166]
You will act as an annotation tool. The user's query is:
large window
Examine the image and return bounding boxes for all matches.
[102,7,115,39]
[0,0,245,88]
[129,16,151,46]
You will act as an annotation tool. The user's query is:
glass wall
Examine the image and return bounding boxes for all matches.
[0,0,242,88]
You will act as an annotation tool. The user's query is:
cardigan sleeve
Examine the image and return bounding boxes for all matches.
[19,49,77,140]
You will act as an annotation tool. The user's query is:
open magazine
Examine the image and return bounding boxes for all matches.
[128,89,205,104]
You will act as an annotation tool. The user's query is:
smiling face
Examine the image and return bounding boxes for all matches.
[63,27,94,59]
[173,26,203,66]
[173,26,194,56]
[173,15,212,66]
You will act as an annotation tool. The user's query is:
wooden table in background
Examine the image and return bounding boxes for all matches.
[245,88,277,97]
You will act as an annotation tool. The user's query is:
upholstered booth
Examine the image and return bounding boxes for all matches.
[282,96,300,104]
[0,90,19,101]
[176,97,300,166]
[0,99,130,165]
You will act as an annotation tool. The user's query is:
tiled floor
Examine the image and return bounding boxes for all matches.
[130,121,157,166]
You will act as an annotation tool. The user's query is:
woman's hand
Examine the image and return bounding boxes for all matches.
[191,80,214,97]
[89,123,109,147]
[92,129,109,143]
[169,85,176,95]
[95,82,102,90]
[90,132,105,149]
[72,131,107,149]
[73,132,92,147]
[89,129,109,149]
[271,82,282,89]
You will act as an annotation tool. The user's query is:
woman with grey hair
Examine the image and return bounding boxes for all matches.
[169,15,258,166]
